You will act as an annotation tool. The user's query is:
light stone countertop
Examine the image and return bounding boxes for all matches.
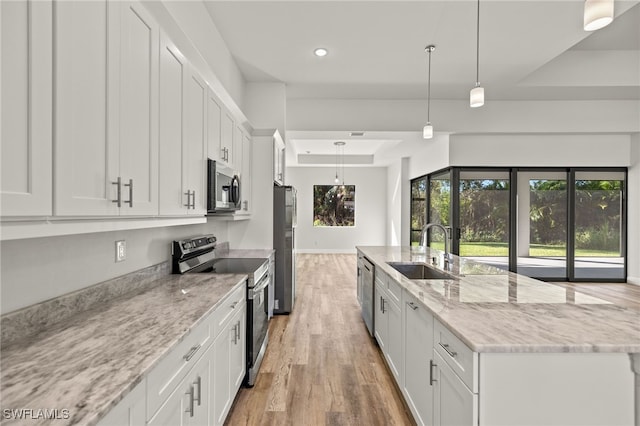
[0,272,247,426]
[357,246,640,353]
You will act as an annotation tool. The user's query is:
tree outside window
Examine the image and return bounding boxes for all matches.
[313,185,355,227]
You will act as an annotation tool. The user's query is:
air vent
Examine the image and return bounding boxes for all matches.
[350,131,365,137]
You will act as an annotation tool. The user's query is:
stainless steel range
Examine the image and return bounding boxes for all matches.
[172,235,269,387]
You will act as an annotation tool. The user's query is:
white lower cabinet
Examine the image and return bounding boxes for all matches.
[403,290,434,426]
[97,379,146,426]
[97,284,247,426]
[374,272,403,384]
[148,346,211,426]
[212,304,245,425]
[432,351,477,426]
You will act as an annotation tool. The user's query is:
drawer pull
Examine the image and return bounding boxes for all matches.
[185,385,195,417]
[440,343,458,358]
[407,301,418,310]
[231,301,238,309]
[193,376,202,406]
[183,344,201,362]
[429,359,437,385]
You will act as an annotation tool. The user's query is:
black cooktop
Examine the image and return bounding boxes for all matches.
[204,258,268,274]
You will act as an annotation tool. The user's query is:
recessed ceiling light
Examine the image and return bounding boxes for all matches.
[314,48,328,57]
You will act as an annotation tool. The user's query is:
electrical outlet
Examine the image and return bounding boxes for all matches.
[274,299,279,310]
[115,240,126,262]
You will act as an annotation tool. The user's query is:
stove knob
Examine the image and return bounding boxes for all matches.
[183,242,192,250]
[208,237,215,244]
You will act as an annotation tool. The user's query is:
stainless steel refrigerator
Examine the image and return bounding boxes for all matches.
[273,185,296,314]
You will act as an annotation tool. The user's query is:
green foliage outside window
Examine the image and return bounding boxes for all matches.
[313,185,355,227]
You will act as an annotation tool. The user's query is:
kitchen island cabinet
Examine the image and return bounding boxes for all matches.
[357,246,639,426]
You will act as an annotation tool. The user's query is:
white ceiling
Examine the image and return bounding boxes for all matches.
[203,0,640,166]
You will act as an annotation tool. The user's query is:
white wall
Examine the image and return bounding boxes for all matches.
[287,99,640,134]
[628,134,640,285]
[286,167,387,253]
[387,158,411,247]
[0,221,228,314]
[243,83,286,138]
[449,134,632,167]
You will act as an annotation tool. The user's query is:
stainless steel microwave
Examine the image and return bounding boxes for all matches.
[207,159,241,213]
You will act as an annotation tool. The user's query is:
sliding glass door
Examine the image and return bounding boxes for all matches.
[573,171,625,280]
[427,170,452,250]
[413,167,627,282]
[517,172,567,279]
[410,178,427,246]
[458,170,510,270]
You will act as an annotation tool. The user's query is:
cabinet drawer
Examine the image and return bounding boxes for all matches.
[387,278,402,305]
[210,284,245,340]
[375,269,388,287]
[146,318,211,420]
[434,320,477,392]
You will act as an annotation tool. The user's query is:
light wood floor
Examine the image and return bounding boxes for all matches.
[225,253,413,426]
[225,254,640,425]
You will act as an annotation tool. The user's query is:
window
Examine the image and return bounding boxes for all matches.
[313,185,355,227]
[411,167,627,282]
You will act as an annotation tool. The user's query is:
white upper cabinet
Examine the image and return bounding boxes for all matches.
[207,89,222,163]
[183,66,207,215]
[54,0,159,216]
[240,130,252,214]
[54,0,120,216]
[220,111,234,167]
[158,32,187,216]
[118,1,159,216]
[274,131,285,185]
[0,0,53,217]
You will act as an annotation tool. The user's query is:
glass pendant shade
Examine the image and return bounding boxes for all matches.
[584,0,614,31]
[470,85,484,108]
[423,124,433,139]
[334,175,339,184]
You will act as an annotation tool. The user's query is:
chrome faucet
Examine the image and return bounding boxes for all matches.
[420,223,452,269]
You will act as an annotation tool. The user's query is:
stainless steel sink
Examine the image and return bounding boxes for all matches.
[387,262,453,280]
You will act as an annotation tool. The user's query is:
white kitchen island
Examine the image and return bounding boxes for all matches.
[357,245,640,426]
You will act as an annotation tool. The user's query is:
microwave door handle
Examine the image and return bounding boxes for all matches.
[230,176,240,204]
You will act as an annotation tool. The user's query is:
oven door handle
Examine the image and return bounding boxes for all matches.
[249,275,269,298]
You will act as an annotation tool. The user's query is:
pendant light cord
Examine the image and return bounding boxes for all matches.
[476,0,480,84]
[427,49,432,123]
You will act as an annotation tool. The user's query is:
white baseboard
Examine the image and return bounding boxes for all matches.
[296,248,357,254]
[627,276,640,286]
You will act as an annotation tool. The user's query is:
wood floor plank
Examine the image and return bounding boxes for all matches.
[225,253,413,425]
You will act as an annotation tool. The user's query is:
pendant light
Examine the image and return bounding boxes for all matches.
[423,45,436,139]
[584,0,614,31]
[470,0,484,108]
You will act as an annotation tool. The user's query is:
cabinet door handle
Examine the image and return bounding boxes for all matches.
[381,297,386,314]
[183,344,201,362]
[429,360,437,386]
[231,301,238,309]
[185,385,195,417]
[440,343,458,358]
[407,301,418,310]
[191,190,196,209]
[124,179,133,207]
[193,376,201,406]
[112,177,122,207]
[184,190,192,208]
[236,320,241,342]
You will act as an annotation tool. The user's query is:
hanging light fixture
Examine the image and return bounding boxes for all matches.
[470,0,484,108]
[333,141,345,184]
[423,45,436,139]
[584,0,614,31]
